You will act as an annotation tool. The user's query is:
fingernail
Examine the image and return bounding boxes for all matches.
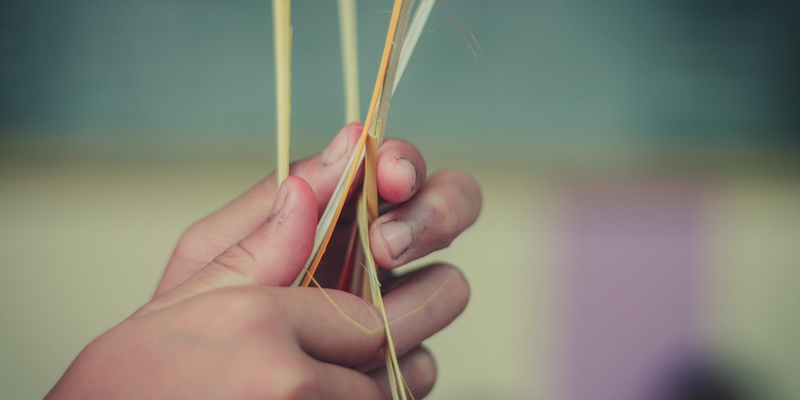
[398,157,417,191]
[379,220,414,259]
[321,131,348,165]
[270,182,289,216]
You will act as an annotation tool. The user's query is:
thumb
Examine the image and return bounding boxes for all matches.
[141,176,318,314]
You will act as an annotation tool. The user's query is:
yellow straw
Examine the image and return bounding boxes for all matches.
[273,0,292,184]
[338,0,361,123]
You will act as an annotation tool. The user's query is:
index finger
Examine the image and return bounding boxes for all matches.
[157,124,430,296]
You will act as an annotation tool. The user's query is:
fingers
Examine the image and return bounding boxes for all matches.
[358,263,470,372]
[155,123,363,296]
[156,125,431,296]
[384,264,469,351]
[370,347,437,399]
[144,177,318,312]
[257,355,385,400]
[156,286,388,400]
[276,288,386,365]
[207,177,318,287]
[252,264,468,368]
[370,170,482,268]
[269,346,435,400]
[290,264,468,368]
[223,286,443,399]
[377,138,427,204]
[139,264,465,398]
[144,284,387,368]
[314,363,386,400]
[292,123,365,210]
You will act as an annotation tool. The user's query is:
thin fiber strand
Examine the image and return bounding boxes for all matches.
[273,0,292,184]
[338,0,361,123]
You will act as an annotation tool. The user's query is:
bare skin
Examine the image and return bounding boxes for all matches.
[46,123,482,400]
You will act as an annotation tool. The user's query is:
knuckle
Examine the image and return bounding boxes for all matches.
[412,350,438,398]
[424,191,460,242]
[173,222,206,260]
[237,353,316,400]
[266,358,321,399]
[209,242,257,278]
[425,170,482,234]
[219,242,257,264]
[439,169,482,207]
[204,290,280,332]
[332,290,384,333]
[444,265,471,310]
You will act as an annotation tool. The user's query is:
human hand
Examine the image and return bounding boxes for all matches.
[46,123,482,399]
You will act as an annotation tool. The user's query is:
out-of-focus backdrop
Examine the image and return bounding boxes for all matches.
[1,1,798,399]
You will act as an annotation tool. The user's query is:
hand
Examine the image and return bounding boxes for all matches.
[46,123,482,399]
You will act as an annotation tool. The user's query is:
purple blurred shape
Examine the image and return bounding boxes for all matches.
[558,183,708,400]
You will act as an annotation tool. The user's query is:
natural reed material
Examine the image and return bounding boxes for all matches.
[338,0,360,123]
[394,0,435,94]
[283,2,439,398]
[353,3,415,397]
[272,0,292,184]
[295,0,411,288]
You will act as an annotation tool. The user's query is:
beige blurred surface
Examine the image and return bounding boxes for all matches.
[1,131,799,399]
[0,132,549,399]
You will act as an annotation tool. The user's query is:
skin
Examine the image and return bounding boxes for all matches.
[46,123,482,400]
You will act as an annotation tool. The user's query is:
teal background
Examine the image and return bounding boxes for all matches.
[2,1,799,143]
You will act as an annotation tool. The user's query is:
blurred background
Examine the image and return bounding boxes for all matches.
[1,1,798,399]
